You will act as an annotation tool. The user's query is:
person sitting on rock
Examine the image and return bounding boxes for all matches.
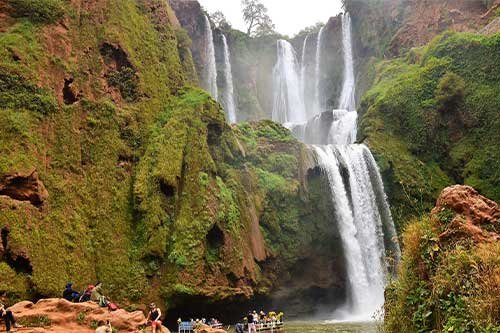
[62,282,80,302]
[0,302,23,333]
[90,284,109,307]
[146,302,162,333]
[95,320,112,333]
[79,285,93,302]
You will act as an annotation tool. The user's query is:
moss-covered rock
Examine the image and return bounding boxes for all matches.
[359,32,500,230]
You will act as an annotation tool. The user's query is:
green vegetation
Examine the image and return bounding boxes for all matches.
[17,315,52,327]
[107,67,140,102]
[383,214,500,332]
[8,0,64,24]
[360,32,500,230]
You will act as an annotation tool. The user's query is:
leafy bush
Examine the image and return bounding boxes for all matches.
[107,67,140,102]
[0,66,57,114]
[8,0,64,24]
[435,72,465,112]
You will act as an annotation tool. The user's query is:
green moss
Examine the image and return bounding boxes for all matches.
[8,0,64,24]
[360,32,500,229]
[107,67,140,102]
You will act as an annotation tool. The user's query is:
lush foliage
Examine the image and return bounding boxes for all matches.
[383,213,500,332]
[360,32,500,230]
[8,0,64,24]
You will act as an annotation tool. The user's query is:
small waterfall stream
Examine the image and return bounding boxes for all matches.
[272,40,306,124]
[202,15,218,99]
[272,12,401,321]
[313,26,325,117]
[338,13,356,111]
[220,34,237,123]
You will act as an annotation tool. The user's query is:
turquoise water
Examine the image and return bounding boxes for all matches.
[285,321,378,333]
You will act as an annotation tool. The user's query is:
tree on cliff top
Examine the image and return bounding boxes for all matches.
[210,11,231,30]
[241,0,275,36]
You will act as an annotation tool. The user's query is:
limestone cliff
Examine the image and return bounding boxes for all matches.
[0,0,345,321]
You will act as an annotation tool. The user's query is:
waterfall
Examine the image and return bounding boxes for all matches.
[314,144,397,320]
[313,27,325,116]
[272,40,306,124]
[300,34,310,110]
[338,13,356,111]
[220,34,237,124]
[271,11,400,322]
[202,15,218,99]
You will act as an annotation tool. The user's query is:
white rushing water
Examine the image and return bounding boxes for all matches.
[220,34,237,123]
[338,13,356,111]
[271,12,400,322]
[272,40,306,124]
[300,34,310,110]
[313,27,325,117]
[203,15,218,99]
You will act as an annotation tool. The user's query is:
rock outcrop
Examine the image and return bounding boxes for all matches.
[0,169,48,207]
[8,298,147,332]
[432,185,500,243]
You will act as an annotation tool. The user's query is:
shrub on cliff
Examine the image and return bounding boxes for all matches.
[8,0,64,24]
[383,186,500,332]
[435,72,465,112]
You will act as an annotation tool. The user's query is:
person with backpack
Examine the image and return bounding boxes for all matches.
[90,284,109,307]
[0,302,23,333]
[62,282,80,302]
[146,302,162,333]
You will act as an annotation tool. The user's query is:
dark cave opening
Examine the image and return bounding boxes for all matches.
[160,179,176,198]
[1,227,33,275]
[63,77,78,105]
[206,224,224,249]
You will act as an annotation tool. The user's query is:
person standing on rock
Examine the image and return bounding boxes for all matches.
[246,312,256,333]
[0,302,23,333]
[146,302,162,333]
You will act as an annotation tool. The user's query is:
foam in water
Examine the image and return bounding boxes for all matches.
[338,13,356,111]
[220,34,237,123]
[203,15,218,99]
[272,40,306,124]
[313,27,325,116]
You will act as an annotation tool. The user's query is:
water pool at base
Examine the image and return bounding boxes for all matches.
[285,321,378,333]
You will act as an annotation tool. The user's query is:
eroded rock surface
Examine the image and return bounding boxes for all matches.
[432,185,499,242]
[0,169,48,207]
[9,298,147,333]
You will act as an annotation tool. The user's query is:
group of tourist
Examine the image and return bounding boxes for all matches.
[236,310,284,333]
[62,281,114,308]
[63,283,163,332]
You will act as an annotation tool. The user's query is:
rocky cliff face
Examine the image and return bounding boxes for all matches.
[0,0,346,321]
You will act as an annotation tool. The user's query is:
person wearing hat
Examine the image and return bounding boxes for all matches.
[62,282,80,302]
[146,302,162,333]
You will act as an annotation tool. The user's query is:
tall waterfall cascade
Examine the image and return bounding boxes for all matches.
[202,15,218,99]
[338,13,356,111]
[220,34,237,124]
[313,27,325,117]
[272,13,401,321]
[272,40,306,124]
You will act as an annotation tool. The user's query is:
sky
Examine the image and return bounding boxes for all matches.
[197,0,344,37]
